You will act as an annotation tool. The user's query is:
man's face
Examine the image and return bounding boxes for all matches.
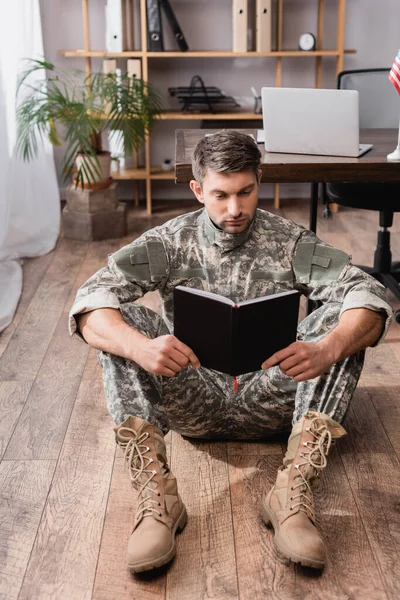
[190,169,261,234]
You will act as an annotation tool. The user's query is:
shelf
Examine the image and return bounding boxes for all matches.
[158,111,262,120]
[112,166,175,180]
[98,110,261,121]
[59,49,356,59]
[112,167,147,180]
[150,167,175,180]
[146,50,357,58]
[59,50,144,57]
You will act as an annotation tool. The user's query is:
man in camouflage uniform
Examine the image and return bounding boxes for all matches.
[69,130,391,573]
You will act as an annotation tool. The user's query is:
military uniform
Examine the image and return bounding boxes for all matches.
[69,208,392,440]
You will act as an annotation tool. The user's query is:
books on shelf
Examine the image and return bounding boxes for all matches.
[103,59,117,74]
[146,0,189,52]
[173,286,301,376]
[232,0,248,52]
[127,58,142,80]
[232,0,273,52]
[256,0,272,52]
[160,0,189,51]
[106,0,273,55]
[146,0,164,51]
[105,0,127,53]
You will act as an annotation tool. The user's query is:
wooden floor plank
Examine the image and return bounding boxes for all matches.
[0,381,33,460]
[227,438,286,457]
[361,343,400,459]
[165,435,239,600]
[18,380,115,600]
[0,460,56,600]
[296,446,387,599]
[340,389,400,599]
[4,237,123,461]
[228,450,301,600]
[92,456,167,600]
[0,250,56,360]
[0,238,88,381]
[82,347,103,382]
[92,427,172,600]
[3,313,89,461]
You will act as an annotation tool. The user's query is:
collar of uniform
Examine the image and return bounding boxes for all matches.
[201,209,254,251]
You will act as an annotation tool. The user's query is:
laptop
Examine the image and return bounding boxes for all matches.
[258,87,372,158]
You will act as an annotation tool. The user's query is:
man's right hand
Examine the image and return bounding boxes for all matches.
[137,334,201,377]
[78,309,200,377]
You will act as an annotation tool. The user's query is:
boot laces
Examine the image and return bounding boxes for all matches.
[118,427,162,520]
[290,417,332,521]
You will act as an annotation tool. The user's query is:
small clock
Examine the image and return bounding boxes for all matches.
[299,32,316,52]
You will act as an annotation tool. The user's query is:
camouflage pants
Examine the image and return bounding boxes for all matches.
[98,303,364,440]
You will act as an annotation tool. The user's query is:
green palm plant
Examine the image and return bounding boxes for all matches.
[16,58,164,188]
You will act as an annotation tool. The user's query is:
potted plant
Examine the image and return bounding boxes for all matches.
[16,58,164,189]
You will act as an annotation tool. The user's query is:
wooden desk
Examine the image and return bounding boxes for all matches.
[175,128,400,231]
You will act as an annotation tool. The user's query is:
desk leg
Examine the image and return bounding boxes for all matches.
[309,182,319,233]
[307,182,319,314]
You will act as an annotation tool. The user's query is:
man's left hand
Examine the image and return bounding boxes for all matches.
[261,341,335,382]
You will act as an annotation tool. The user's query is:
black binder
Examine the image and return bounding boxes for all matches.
[160,0,189,51]
[146,0,164,51]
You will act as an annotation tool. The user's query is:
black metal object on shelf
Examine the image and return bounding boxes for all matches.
[168,75,240,113]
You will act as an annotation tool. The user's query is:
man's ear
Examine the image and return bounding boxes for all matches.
[190,179,204,204]
[257,169,263,185]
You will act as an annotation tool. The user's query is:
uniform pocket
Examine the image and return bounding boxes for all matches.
[169,267,208,291]
[249,269,294,295]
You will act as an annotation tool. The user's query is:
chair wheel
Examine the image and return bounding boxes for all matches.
[395,310,400,324]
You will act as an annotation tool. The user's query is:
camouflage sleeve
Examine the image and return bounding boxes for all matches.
[68,231,169,341]
[292,230,393,345]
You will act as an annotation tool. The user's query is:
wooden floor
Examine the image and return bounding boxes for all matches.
[1,198,400,600]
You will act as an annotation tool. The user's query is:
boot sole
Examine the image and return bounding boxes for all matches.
[261,500,325,570]
[127,504,188,573]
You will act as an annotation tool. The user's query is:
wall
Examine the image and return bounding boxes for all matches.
[39,0,400,202]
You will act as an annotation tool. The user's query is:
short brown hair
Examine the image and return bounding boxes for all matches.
[192,130,261,184]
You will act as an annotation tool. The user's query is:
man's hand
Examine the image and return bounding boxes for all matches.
[137,334,201,377]
[261,308,386,382]
[261,340,335,383]
[78,309,200,377]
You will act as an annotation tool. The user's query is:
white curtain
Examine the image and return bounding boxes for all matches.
[0,0,60,332]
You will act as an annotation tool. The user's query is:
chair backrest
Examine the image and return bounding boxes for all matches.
[338,68,399,128]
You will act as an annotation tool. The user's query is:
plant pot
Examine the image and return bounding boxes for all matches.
[75,151,112,188]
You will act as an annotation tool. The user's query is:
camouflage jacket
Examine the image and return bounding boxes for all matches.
[69,208,392,341]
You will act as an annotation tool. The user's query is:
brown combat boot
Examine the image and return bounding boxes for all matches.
[261,411,347,569]
[114,416,187,573]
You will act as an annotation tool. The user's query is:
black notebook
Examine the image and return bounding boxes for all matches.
[173,286,301,376]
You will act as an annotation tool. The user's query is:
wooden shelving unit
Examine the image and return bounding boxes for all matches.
[60,49,356,59]
[113,166,175,181]
[60,0,353,214]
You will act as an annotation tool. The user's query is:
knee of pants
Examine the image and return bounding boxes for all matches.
[297,302,341,343]
[119,302,170,339]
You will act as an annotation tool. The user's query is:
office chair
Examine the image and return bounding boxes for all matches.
[324,68,400,323]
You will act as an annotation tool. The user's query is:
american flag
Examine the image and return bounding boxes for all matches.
[389,49,400,94]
